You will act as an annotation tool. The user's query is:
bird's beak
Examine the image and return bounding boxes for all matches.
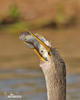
[28,32,50,62]
[29,32,50,52]
[19,32,50,62]
[33,48,45,62]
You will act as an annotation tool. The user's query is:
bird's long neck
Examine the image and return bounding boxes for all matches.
[40,47,66,100]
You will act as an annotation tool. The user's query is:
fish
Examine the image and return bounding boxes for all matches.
[19,32,51,61]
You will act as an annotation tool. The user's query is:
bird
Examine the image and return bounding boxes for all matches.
[19,32,66,100]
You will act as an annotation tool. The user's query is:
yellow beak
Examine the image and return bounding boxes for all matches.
[33,48,45,62]
[29,32,50,52]
[29,32,51,62]
[25,32,50,62]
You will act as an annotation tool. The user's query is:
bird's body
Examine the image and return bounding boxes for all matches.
[19,32,66,100]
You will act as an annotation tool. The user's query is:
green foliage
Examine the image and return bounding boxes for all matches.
[9,4,19,19]
[55,3,65,25]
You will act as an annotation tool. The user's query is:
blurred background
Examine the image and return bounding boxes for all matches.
[0,0,80,100]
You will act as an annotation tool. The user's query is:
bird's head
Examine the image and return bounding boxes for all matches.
[19,32,52,68]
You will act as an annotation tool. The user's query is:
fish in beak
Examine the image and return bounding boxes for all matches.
[19,32,51,62]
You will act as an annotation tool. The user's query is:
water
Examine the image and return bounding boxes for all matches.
[0,68,80,100]
[0,28,80,100]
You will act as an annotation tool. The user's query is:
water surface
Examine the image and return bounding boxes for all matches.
[0,28,80,100]
[0,68,80,100]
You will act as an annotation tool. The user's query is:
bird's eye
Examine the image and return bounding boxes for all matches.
[41,50,43,53]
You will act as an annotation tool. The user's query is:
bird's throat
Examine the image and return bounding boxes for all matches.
[40,48,66,100]
[42,63,66,100]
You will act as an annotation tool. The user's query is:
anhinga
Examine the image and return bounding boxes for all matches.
[19,32,66,100]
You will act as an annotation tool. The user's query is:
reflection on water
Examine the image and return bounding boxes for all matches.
[0,68,80,100]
